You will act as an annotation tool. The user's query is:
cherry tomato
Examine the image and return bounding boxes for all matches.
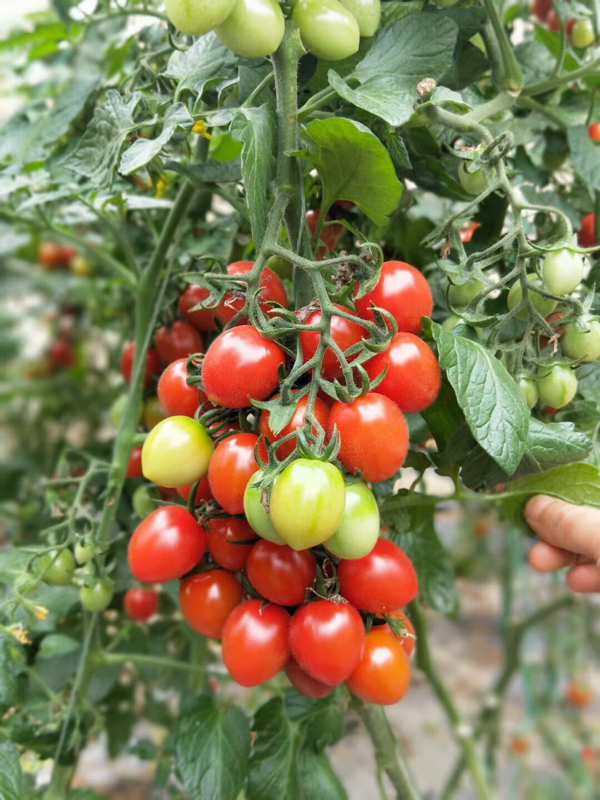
[206,517,258,571]
[208,433,259,514]
[539,311,566,349]
[259,392,329,460]
[324,481,380,559]
[243,469,286,545]
[80,579,114,613]
[299,303,364,381]
[132,485,158,518]
[285,657,333,699]
[328,393,408,482]
[157,358,199,418]
[155,320,204,364]
[74,542,94,565]
[589,123,600,142]
[536,364,578,408]
[293,0,360,61]
[128,506,206,582]
[178,284,218,331]
[124,587,159,621]
[38,242,73,269]
[531,0,551,22]
[289,600,365,686]
[179,570,243,639]
[378,610,416,657]
[510,736,530,755]
[216,261,288,325]
[354,261,433,336]
[365,333,441,414]
[165,0,236,34]
[305,209,343,255]
[339,0,381,36]
[48,339,74,369]
[338,538,418,613]
[448,277,485,307]
[216,0,285,58]
[202,325,285,408]
[547,11,575,33]
[221,599,290,686]
[176,476,212,504]
[70,255,92,276]
[120,342,161,388]
[458,162,491,195]
[125,446,144,478]
[579,213,596,248]
[246,540,316,606]
[542,248,583,296]
[142,416,214,487]
[346,630,410,705]
[459,221,480,243]
[144,396,167,431]
[562,318,600,362]
[565,681,593,708]
[37,549,75,586]
[507,274,558,321]
[517,377,538,409]
[571,18,595,47]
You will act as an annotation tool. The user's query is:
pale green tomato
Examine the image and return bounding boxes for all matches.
[216,0,285,57]
[109,395,143,430]
[265,255,292,280]
[448,277,485,307]
[74,542,94,565]
[517,377,538,409]
[142,416,214,487]
[542,248,584,296]
[270,459,346,550]
[324,481,379,559]
[80,579,114,612]
[132,485,159,518]
[243,469,286,545]
[571,19,595,48]
[562,319,600,363]
[442,314,463,331]
[338,0,381,37]
[537,365,578,408]
[37,549,75,586]
[165,0,236,35]
[293,0,360,61]
[458,162,493,195]
[507,275,558,321]
[144,396,167,431]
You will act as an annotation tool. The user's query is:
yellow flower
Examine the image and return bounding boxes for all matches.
[10,625,31,645]
[191,120,213,140]
[155,176,168,199]
[32,605,48,621]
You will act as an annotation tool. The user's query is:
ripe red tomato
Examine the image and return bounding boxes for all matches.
[206,517,258,571]
[120,342,161,388]
[176,476,212,504]
[259,392,330,460]
[155,320,204,364]
[378,609,416,657]
[124,587,159,621]
[246,541,316,606]
[338,538,418,613]
[285,657,333,698]
[179,570,243,639]
[589,123,600,142]
[328,393,408,482]
[38,242,75,269]
[128,506,206,582]
[460,221,480,243]
[346,630,410,705]
[157,358,199,418]
[565,681,593,708]
[547,11,575,33]
[178,284,218,331]
[531,0,551,22]
[354,261,433,335]
[579,213,596,247]
[299,303,364,381]
[125,446,143,478]
[208,433,260,514]
[289,600,365,686]
[222,599,290,686]
[202,325,285,408]
[306,208,343,255]
[48,339,74,369]
[216,261,288,325]
[365,332,441,413]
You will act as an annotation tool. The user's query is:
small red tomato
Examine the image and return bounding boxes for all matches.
[178,284,218,331]
[589,123,600,142]
[306,208,343,256]
[346,630,410,705]
[120,342,161,388]
[208,433,259,514]
[222,599,290,686]
[48,339,74,369]
[565,681,593,708]
[38,242,72,269]
[125,446,144,479]
[216,261,288,325]
[378,610,416,657]
[547,11,575,33]
[285,657,334,698]
[460,221,480,243]
[299,303,364,381]
[179,570,243,639]
[206,517,258,571]
[155,320,204,364]
[176,476,212,504]
[158,358,199,417]
[259,392,330,460]
[124,587,159,621]
[531,0,551,22]
[510,736,530,755]
[246,540,316,606]
[338,538,418,613]
[579,213,596,248]
[335,200,355,212]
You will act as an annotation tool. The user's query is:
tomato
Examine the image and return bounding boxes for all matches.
[243,469,286,545]
[459,221,480,243]
[542,248,583,296]
[37,549,75,586]
[346,630,410,705]
[338,538,418,613]
[354,261,433,336]
[547,11,575,33]
[202,325,285,408]
[125,446,143,479]
[589,123,600,142]
[448,277,485,307]
[442,314,463,331]
[155,320,204,364]
[176,476,212,504]
[571,18,595,47]
[206,517,258,571]
[142,416,213,487]
[328,393,408,482]
[365,333,441,414]
[132,485,158,518]
[539,311,566,349]
[517,377,538,409]
[510,736,530,755]
[270,459,346,550]
[506,275,558,321]
[285,657,334,698]
[562,318,600,362]
[293,0,360,61]
[339,0,381,36]
[144,396,167,431]
[299,303,364,381]
[305,209,343,255]
[378,610,416,657]
[216,261,288,325]
[165,0,236,34]
[48,339,74,369]
[208,433,259,514]
[128,506,206,582]
[289,600,365,686]
[74,542,94,565]
[458,162,492,195]
[178,284,218,332]
[221,599,290,686]
[565,681,592,708]
[179,570,243,639]
[80,579,114,613]
[531,0,551,23]
[120,342,161,388]
[259,392,329,460]
[216,0,285,58]
[536,364,578,408]
[579,213,596,248]
[157,358,199,418]
[324,481,380,559]
[265,254,292,280]
[246,540,316,606]
[124,587,159,621]
[70,255,92,276]
[38,242,74,269]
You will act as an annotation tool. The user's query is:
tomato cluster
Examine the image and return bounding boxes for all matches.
[531,0,595,47]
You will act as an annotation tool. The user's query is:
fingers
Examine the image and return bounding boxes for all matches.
[567,564,600,593]
[528,541,592,572]
[525,496,600,562]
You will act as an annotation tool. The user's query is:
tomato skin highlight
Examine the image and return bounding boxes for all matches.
[299,303,364,381]
[128,506,206,583]
[125,446,144,479]
[579,213,596,248]
[178,284,218,331]
[221,599,290,687]
[216,261,287,326]
[285,657,334,698]
[259,392,329,460]
[354,261,433,335]
[158,358,199,418]
[155,320,203,365]
[246,540,316,606]
[206,517,259,571]
[124,588,159,621]
[324,481,380,559]
[179,570,243,639]
[208,433,260,514]
[121,342,161,388]
[142,416,214,487]
[346,630,410,705]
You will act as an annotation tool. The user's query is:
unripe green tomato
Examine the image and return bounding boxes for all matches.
[571,19,595,48]
[293,0,360,61]
[338,0,381,37]
[270,459,346,550]
[536,365,578,408]
[132,484,158,519]
[243,469,286,545]
[265,255,292,280]
[517,377,538,409]
[216,0,285,57]
[324,481,379,559]
[144,396,167,431]
[458,162,492,195]
[37,549,76,586]
[109,395,143,430]
[562,319,600,362]
[80,579,114,613]
[74,542,94,565]
[507,275,558,321]
[165,0,236,35]
[442,314,463,331]
[542,248,584,296]
[448,277,485,307]
[142,416,214,487]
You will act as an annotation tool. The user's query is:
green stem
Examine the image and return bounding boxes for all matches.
[99,651,221,675]
[481,0,524,93]
[44,765,76,800]
[522,58,600,96]
[516,96,567,131]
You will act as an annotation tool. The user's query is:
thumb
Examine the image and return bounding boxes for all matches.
[525,496,600,563]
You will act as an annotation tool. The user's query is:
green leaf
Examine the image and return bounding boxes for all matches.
[165,159,243,184]
[163,34,236,99]
[421,380,464,453]
[284,694,344,752]
[119,103,193,175]
[176,695,251,800]
[0,741,22,800]
[381,0,424,23]
[568,125,600,190]
[297,118,402,225]
[37,634,79,660]
[298,749,348,800]
[0,636,17,711]
[247,698,302,800]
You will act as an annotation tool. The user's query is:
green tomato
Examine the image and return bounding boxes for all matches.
[243,469,286,545]
[110,395,143,430]
[265,255,292,280]
[442,314,463,331]
[293,0,360,61]
[216,0,285,57]
[571,19,595,48]
[74,542,94,565]
[507,274,558,321]
[562,319,600,363]
[448,277,485,307]
[165,0,236,35]
[37,549,75,586]
[542,248,584,296]
[458,162,493,195]
[338,0,381,37]
[517,377,538,409]
[144,396,167,431]
[324,481,379,559]
[132,484,159,518]
[270,459,346,550]
[536,365,578,408]
[142,416,214,488]
[80,579,114,613]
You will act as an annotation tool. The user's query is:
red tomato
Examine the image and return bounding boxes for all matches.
[365,332,441,413]
[531,0,551,22]
[120,342,161,388]
[354,261,433,335]
[176,476,212,504]
[589,123,600,142]
[202,326,285,408]
[216,261,288,325]
[346,630,410,705]
[246,541,316,606]
[206,517,258,571]
[178,284,218,331]
[460,221,480,243]
[125,446,143,478]
[378,610,416,657]
[259,392,330,460]
[128,506,206,582]
[155,320,204,364]
[335,200,355,212]
[124,587,159,621]
[547,11,575,33]
[222,599,290,686]
[299,303,364,381]
[179,570,243,639]
[38,242,74,269]
[565,682,593,708]
[306,208,343,256]
[208,433,260,514]
[158,486,179,501]
[328,393,408,482]
[157,358,199,418]
[579,213,596,247]
[289,600,365,686]
[285,657,333,698]
[48,339,74,369]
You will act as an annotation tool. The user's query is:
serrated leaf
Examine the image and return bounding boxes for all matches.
[0,742,21,800]
[119,103,193,175]
[163,34,236,99]
[247,698,302,800]
[165,158,242,183]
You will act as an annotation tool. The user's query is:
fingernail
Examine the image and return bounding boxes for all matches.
[525,495,554,523]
